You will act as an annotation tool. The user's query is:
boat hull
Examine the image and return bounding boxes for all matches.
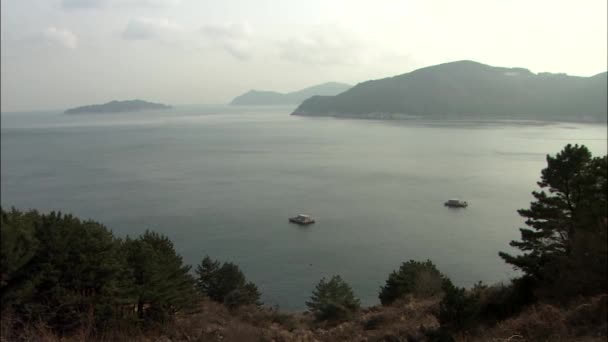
[289,218,315,225]
[444,202,468,208]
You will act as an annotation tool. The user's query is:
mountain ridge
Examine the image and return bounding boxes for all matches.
[292,61,607,122]
[230,82,351,105]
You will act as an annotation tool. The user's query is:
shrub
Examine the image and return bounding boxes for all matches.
[306,275,360,321]
[566,295,608,337]
[421,326,455,342]
[474,278,535,324]
[363,314,387,330]
[495,303,568,341]
[268,308,299,331]
[437,278,480,332]
[379,260,445,305]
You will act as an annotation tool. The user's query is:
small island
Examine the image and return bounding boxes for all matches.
[65,99,171,114]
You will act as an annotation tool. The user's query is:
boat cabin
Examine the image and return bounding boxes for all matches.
[289,214,315,225]
[444,199,468,208]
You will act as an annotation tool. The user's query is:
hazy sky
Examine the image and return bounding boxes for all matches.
[1,0,607,112]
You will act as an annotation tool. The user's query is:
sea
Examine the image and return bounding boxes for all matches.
[1,105,606,310]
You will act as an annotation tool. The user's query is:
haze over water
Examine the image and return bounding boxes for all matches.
[2,106,607,310]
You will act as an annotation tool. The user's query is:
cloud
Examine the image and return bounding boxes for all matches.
[202,22,252,41]
[122,18,183,41]
[278,27,367,66]
[61,0,180,10]
[61,0,109,9]
[43,27,78,49]
[120,20,254,59]
[127,0,181,6]
[201,22,254,61]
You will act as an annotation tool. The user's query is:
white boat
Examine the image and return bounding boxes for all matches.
[444,199,468,208]
[289,214,315,225]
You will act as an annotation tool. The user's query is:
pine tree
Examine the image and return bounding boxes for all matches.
[499,144,607,298]
[195,255,220,296]
[379,259,445,305]
[306,275,360,321]
[195,257,261,307]
[0,207,39,304]
[1,209,128,331]
[124,230,196,321]
[224,282,262,309]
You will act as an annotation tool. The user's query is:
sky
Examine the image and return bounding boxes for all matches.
[1,0,607,112]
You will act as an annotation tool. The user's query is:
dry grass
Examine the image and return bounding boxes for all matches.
[306,296,440,341]
[463,294,608,342]
[0,297,438,342]
[2,295,606,342]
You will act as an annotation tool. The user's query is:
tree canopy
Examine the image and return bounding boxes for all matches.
[0,209,206,332]
[0,209,127,331]
[195,256,261,308]
[379,259,446,305]
[499,144,608,299]
[306,275,360,321]
[124,230,197,321]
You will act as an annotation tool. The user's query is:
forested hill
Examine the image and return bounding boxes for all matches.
[230,82,351,105]
[65,99,171,114]
[292,61,608,122]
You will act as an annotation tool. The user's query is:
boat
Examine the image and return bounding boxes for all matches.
[289,214,315,225]
[444,199,468,208]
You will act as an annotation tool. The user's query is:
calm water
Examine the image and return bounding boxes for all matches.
[2,106,607,310]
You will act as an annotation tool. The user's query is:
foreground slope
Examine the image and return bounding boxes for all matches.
[230,82,351,105]
[5,296,605,342]
[292,61,607,122]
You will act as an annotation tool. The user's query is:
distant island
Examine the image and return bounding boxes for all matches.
[230,82,351,106]
[292,61,608,123]
[65,99,171,114]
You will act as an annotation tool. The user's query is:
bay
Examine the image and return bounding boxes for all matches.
[1,105,606,310]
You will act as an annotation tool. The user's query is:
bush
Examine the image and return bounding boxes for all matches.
[363,314,387,330]
[474,278,535,323]
[430,278,536,337]
[437,278,480,332]
[379,260,445,305]
[494,303,568,341]
[421,326,456,342]
[566,295,608,336]
[306,275,360,321]
[268,308,298,331]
